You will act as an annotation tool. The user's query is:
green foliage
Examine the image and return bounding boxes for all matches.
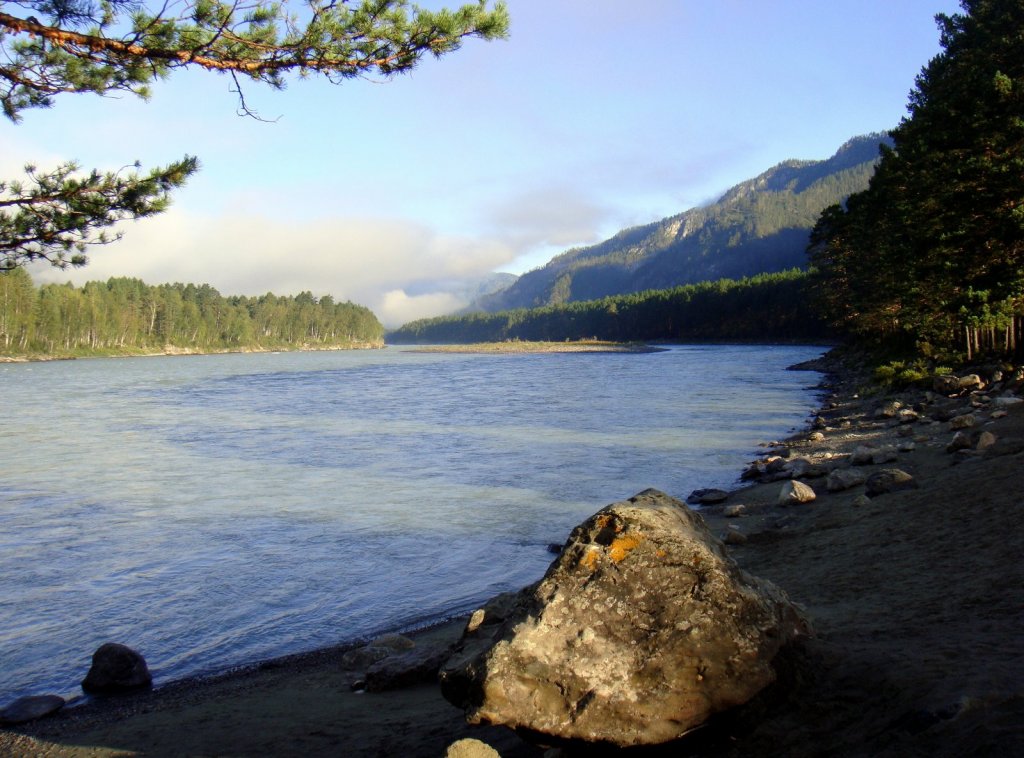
[0,158,198,270]
[0,0,509,121]
[0,0,507,269]
[872,361,931,389]
[390,269,831,345]
[809,0,1024,360]
[0,271,384,355]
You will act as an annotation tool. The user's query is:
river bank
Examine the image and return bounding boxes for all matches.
[3,353,1022,756]
[0,341,385,363]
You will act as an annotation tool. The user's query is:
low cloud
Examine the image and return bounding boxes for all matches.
[375,289,466,328]
[31,207,516,326]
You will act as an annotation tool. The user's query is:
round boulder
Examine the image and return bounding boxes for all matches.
[81,642,152,693]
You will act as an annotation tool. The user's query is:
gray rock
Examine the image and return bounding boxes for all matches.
[365,642,451,692]
[81,643,152,693]
[958,374,985,391]
[685,488,729,505]
[875,400,903,419]
[976,431,998,451]
[440,490,808,747]
[992,396,1023,407]
[340,644,395,671]
[0,695,65,725]
[865,469,918,497]
[933,374,961,394]
[723,504,747,518]
[723,525,749,545]
[826,468,867,492]
[871,446,899,465]
[850,445,876,466]
[779,480,816,505]
[947,431,974,453]
[898,409,920,424]
[950,413,977,430]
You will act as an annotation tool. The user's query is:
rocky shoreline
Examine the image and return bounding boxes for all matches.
[3,350,1023,756]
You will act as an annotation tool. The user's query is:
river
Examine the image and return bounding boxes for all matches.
[0,344,824,702]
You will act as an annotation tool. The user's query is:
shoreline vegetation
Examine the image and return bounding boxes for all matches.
[4,349,1022,756]
[0,340,385,363]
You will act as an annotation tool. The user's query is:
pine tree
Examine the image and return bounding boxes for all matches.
[809,0,1024,358]
[0,0,508,270]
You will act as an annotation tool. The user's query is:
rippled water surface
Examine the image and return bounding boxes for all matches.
[0,344,824,701]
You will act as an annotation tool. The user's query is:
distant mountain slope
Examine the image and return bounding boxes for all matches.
[475,133,890,312]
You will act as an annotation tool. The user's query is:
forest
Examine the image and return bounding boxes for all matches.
[0,269,384,356]
[389,270,829,345]
[809,0,1023,362]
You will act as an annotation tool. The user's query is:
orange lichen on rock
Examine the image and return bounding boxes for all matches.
[608,534,643,563]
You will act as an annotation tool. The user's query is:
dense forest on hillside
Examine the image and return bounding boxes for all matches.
[0,268,384,355]
[390,270,828,345]
[810,0,1023,362]
[473,134,888,313]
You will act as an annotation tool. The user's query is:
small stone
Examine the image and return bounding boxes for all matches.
[827,468,867,492]
[850,446,876,466]
[871,447,899,465]
[0,695,65,725]
[779,480,816,505]
[933,375,960,394]
[809,431,826,442]
[975,431,997,450]
[958,374,984,391]
[949,413,976,430]
[865,469,918,497]
[898,440,916,453]
[723,526,748,545]
[723,504,747,518]
[875,400,903,419]
[992,396,1023,407]
[852,494,872,508]
[947,431,973,453]
[445,738,501,758]
[686,488,729,505]
[991,409,1009,419]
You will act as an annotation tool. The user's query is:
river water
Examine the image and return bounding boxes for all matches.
[0,344,824,702]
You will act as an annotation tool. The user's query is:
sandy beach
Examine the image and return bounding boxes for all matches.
[3,356,1023,757]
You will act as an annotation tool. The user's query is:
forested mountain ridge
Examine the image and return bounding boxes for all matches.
[474,133,890,313]
[0,270,384,356]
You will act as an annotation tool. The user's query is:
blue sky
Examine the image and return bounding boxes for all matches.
[3,0,960,325]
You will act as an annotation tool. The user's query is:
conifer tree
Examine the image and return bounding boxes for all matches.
[0,0,508,270]
[809,0,1024,358]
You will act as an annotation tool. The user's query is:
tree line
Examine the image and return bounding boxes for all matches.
[389,270,829,345]
[0,269,384,355]
[809,0,1023,362]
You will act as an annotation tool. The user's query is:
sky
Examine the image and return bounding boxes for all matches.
[2,0,962,327]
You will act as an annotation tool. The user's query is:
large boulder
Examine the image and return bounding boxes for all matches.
[439,490,809,747]
[81,642,152,694]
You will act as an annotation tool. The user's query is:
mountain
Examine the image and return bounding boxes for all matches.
[472,134,891,313]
